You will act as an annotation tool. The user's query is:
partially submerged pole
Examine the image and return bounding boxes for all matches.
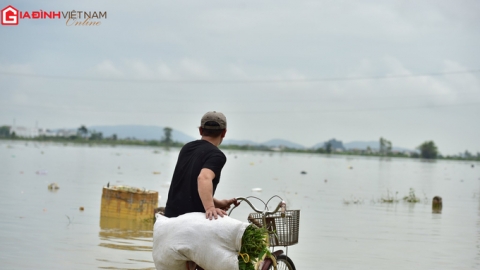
[432,196,442,213]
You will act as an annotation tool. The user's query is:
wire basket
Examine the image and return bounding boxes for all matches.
[248,210,300,246]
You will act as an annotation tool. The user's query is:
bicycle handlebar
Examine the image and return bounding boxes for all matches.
[231,196,286,216]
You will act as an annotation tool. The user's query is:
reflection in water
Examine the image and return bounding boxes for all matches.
[99,216,153,251]
[477,195,480,267]
[98,216,155,269]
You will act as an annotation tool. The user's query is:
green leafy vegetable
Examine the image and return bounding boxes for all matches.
[238,225,271,270]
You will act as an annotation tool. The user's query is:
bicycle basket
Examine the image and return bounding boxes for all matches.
[248,210,300,246]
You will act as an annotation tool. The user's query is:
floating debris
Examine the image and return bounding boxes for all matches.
[79,206,84,211]
[251,188,262,192]
[343,196,364,205]
[324,179,328,183]
[48,183,59,190]
[153,171,161,175]
[36,170,48,175]
[300,171,307,175]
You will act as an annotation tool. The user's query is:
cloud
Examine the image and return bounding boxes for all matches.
[179,58,210,78]
[0,63,35,74]
[89,60,123,77]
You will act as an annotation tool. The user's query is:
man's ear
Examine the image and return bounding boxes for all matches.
[199,127,203,136]
[221,129,227,138]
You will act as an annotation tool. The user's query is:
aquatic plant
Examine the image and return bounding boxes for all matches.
[343,196,364,205]
[379,190,399,203]
[403,188,421,203]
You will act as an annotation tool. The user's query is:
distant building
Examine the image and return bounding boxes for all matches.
[56,129,77,137]
[8,126,73,138]
[38,128,57,137]
[9,126,39,138]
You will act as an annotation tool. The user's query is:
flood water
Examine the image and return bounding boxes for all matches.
[1,140,479,269]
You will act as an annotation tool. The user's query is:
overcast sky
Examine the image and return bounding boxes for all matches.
[1,0,479,155]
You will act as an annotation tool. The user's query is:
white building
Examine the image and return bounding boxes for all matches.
[9,126,39,138]
[9,126,63,138]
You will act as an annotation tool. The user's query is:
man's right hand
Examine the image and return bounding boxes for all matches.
[205,206,227,220]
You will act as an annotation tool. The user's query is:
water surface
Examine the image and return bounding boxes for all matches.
[0,141,479,269]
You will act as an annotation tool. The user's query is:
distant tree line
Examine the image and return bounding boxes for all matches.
[1,125,478,161]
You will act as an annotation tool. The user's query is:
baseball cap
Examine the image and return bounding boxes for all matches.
[200,111,227,130]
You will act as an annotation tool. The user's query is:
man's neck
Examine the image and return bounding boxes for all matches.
[201,136,221,147]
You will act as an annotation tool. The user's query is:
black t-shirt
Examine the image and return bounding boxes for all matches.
[164,140,227,218]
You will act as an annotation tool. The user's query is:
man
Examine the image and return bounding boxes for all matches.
[164,111,238,220]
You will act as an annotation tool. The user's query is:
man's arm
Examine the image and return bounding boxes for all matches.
[197,168,227,220]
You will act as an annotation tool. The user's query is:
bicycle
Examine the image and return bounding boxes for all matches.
[229,195,300,270]
[156,196,299,270]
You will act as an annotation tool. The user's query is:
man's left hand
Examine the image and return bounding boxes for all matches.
[215,198,239,211]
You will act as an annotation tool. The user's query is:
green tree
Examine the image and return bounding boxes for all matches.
[77,125,88,139]
[162,127,173,145]
[325,142,332,154]
[89,131,103,140]
[418,141,438,159]
[379,137,392,156]
[0,126,10,137]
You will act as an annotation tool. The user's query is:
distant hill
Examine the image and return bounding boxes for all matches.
[223,139,259,146]
[223,138,305,149]
[314,138,346,150]
[344,141,379,150]
[89,125,196,143]
[311,139,345,150]
[260,139,306,149]
[53,124,416,152]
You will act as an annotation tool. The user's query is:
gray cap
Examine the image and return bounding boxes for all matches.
[200,111,227,130]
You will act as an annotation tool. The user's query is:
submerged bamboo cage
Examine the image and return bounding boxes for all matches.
[100,185,159,220]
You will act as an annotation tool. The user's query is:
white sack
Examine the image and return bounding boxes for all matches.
[153,212,249,270]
